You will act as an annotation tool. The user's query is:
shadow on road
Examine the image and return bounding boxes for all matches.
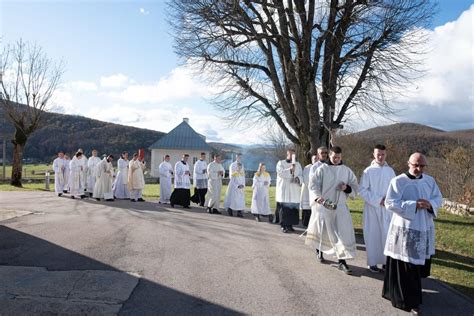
[0,225,243,315]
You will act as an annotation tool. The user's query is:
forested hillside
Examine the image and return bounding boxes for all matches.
[0,108,165,162]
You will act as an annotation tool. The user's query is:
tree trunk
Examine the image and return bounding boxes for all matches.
[10,129,28,187]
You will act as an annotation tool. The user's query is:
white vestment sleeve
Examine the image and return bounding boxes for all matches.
[385,178,417,220]
[428,178,443,218]
[359,170,382,207]
[276,161,293,179]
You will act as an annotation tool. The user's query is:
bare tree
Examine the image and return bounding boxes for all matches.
[168,0,434,163]
[0,40,64,186]
[265,127,292,160]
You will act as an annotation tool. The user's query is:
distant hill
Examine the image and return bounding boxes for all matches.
[343,122,473,154]
[0,108,165,163]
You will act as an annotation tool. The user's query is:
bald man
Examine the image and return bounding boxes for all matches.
[382,153,442,314]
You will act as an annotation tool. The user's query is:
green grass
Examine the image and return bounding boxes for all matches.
[347,198,474,299]
[0,163,51,179]
[0,183,49,191]
[1,182,472,299]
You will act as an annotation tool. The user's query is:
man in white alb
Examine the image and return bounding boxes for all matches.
[86,149,101,197]
[305,146,358,275]
[128,153,146,202]
[224,154,246,217]
[206,154,225,214]
[359,144,395,273]
[52,151,67,196]
[93,154,115,201]
[158,155,173,204]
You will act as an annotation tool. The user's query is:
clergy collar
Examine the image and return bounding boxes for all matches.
[327,160,343,166]
[285,159,291,163]
[405,171,423,179]
[181,160,187,165]
[371,160,388,167]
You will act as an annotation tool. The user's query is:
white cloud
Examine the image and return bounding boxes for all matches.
[391,5,474,130]
[101,66,213,103]
[64,81,98,92]
[100,73,129,88]
[139,8,149,15]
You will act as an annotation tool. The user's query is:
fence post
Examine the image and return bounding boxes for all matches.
[45,171,50,190]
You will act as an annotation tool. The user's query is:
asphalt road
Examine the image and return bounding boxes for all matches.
[0,191,472,315]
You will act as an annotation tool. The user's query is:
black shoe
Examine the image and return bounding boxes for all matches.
[281,227,289,233]
[80,195,86,199]
[170,203,174,208]
[207,207,213,214]
[63,190,68,193]
[105,199,114,202]
[200,203,205,207]
[410,308,420,315]
[288,226,295,232]
[237,211,243,218]
[95,198,100,201]
[316,249,325,263]
[255,215,261,222]
[338,262,352,275]
[71,196,75,199]
[368,265,380,273]
[227,208,233,216]
[212,208,221,214]
[58,193,63,197]
[268,214,274,223]
[137,198,145,202]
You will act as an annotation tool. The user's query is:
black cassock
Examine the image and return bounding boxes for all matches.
[170,188,191,207]
[382,256,432,311]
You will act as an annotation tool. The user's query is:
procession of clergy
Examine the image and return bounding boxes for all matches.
[52,145,441,314]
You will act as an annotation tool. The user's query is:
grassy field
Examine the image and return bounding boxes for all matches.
[1,183,472,298]
[0,164,51,179]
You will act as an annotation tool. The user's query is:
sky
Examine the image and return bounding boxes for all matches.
[1,0,473,144]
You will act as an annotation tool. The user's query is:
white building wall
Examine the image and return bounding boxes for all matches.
[150,149,211,178]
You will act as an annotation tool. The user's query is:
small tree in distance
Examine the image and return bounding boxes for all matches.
[0,39,64,187]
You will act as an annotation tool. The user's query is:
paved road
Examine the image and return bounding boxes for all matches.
[0,191,472,315]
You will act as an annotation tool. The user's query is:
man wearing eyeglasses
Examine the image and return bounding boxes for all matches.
[382,152,442,314]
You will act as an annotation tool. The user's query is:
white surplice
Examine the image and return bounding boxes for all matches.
[78,155,88,192]
[193,159,208,189]
[52,157,66,194]
[86,156,101,193]
[359,160,396,266]
[63,158,70,192]
[206,161,224,209]
[251,172,271,215]
[384,173,442,265]
[69,157,85,197]
[113,158,130,199]
[174,161,191,189]
[158,161,173,203]
[224,162,245,211]
[276,160,302,203]
[93,158,114,200]
[305,163,358,260]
